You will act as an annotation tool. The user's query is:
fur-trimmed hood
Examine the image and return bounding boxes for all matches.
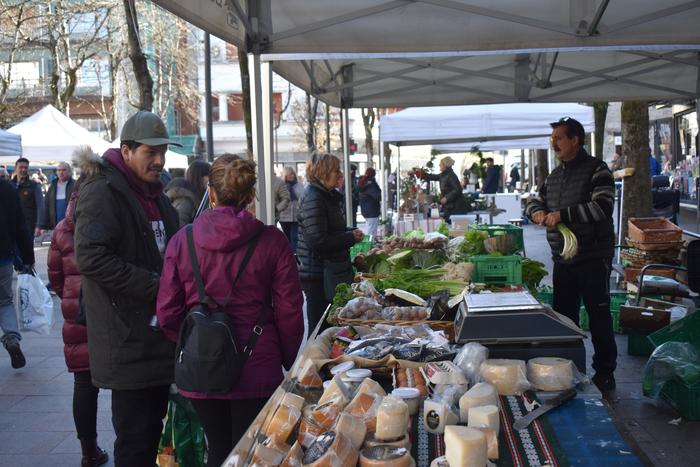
[72,145,105,180]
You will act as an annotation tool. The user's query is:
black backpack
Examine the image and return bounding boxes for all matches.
[174,225,267,395]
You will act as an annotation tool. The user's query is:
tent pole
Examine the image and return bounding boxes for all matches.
[342,108,352,227]
[397,146,401,214]
[249,54,274,225]
[204,33,214,161]
[379,129,387,226]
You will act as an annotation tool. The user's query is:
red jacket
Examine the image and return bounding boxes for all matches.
[47,192,89,373]
[156,206,304,400]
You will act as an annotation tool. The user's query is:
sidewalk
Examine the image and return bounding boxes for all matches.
[0,230,698,466]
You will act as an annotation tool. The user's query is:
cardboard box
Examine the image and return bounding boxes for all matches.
[450,215,470,230]
[619,305,671,333]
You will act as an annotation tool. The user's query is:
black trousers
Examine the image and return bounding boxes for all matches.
[73,371,100,440]
[111,385,170,467]
[553,258,618,375]
[302,278,328,337]
[190,398,267,467]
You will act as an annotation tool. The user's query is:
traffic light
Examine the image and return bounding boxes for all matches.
[348,139,357,155]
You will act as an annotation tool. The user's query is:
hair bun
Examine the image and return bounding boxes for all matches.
[209,155,257,207]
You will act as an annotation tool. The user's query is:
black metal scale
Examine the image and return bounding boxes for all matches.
[454,290,588,372]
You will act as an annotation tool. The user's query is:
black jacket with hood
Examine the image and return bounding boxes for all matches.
[74,148,179,390]
[423,167,468,215]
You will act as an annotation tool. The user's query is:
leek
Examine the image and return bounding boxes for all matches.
[557,224,579,260]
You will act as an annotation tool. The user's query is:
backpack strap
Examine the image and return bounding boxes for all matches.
[185,224,215,306]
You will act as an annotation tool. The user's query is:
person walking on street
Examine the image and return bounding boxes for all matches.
[279,166,305,252]
[297,153,364,335]
[74,111,181,467]
[525,116,617,391]
[47,152,109,467]
[418,156,468,224]
[272,174,291,224]
[0,178,33,369]
[509,164,520,192]
[40,161,75,233]
[482,157,502,194]
[359,167,381,237]
[157,155,304,467]
[12,157,44,239]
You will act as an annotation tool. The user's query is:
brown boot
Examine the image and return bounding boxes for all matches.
[80,438,109,467]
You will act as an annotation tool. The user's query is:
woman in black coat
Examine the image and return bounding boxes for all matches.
[359,167,381,237]
[297,154,364,335]
[420,156,468,223]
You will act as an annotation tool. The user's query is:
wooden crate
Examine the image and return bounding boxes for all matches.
[624,266,677,284]
[628,217,682,243]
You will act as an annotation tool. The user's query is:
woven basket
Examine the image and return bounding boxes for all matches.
[336,317,455,342]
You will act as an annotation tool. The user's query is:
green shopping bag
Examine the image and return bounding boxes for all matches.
[158,393,206,467]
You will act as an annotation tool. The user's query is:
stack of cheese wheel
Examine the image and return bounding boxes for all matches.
[359,445,414,467]
[480,359,529,396]
[375,396,409,442]
[527,357,576,391]
[302,431,358,467]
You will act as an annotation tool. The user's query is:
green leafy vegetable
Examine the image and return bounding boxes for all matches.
[458,229,488,257]
[402,229,425,239]
[372,268,466,298]
[411,249,448,269]
[437,221,450,236]
[557,224,579,259]
[522,258,548,292]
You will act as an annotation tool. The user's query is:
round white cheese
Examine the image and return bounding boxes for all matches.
[527,357,575,391]
[480,359,529,396]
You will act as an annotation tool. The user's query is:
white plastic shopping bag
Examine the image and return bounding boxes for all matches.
[15,273,54,335]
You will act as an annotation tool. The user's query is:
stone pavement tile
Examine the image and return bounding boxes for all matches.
[0,453,108,467]
[645,439,700,467]
[7,395,73,413]
[0,395,24,411]
[31,356,67,369]
[52,428,116,454]
[0,430,68,454]
[0,365,66,382]
[0,411,76,432]
[611,382,646,400]
[609,398,678,420]
[0,378,74,396]
[616,418,655,444]
[639,418,698,442]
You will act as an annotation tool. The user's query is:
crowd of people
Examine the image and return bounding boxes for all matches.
[0,111,368,467]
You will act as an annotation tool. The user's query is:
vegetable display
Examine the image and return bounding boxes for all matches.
[557,224,579,260]
[521,258,548,292]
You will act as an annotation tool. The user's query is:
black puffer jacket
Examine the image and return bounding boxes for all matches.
[297,183,356,281]
[525,149,615,264]
[423,167,468,215]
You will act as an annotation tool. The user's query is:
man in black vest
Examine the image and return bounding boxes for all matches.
[525,117,617,392]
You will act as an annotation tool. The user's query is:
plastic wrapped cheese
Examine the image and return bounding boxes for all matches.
[359,446,413,467]
[429,455,449,467]
[302,431,358,467]
[280,441,304,467]
[251,442,289,467]
[423,398,460,434]
[299,405,329,448]
[362,433,411,451]
[444,425,487,467]
[346,392,383,432]
[527,357,576,391]
[334,412,367,450]
[459,382,499,423]
[266,404,302,444]
[297,358,324,388]
[318,375,352,407]
[467,405,500,434]
[355,377,386,399]
[375,396,409,441]
[475,427,499,460]
[480,359,529,396]
[282,392,307,411]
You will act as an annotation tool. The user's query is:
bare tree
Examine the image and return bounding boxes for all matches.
[592,102,608,159]
[0,0,33,126]
[122,0,152,111]
[620,101,652,241]
[361,107,376,162]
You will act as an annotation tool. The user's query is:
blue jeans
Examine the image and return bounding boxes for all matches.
[0,263,21,344]
[280,222,299,253]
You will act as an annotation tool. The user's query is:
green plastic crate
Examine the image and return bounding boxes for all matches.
[470,224,524,252]
[578,292,627,333]
[350,237,373,259]
[627,329,656,356]
[648,311,700,348]
[660,379,700,421]
[471,254,522,285]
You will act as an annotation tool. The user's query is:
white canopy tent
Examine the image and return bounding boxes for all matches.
[8,105,110,162]
[151,0,700,224]
[0,129,22,163]
[379,103,594,146]
[433,138,552,152]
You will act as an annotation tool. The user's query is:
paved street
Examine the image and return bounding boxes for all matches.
[0,226,697,466]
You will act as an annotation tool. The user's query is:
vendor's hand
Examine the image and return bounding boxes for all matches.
[439,197,447,205]
[352,229,364,242]
[544,211,561,228]
[532,211,547,225]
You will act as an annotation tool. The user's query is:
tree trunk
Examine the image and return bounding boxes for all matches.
[123,0,153,111]
[238,49,253,156]
[361,108,376,162]
[305,92,319,152]
[535,149,549,188]
[621,101,652,242]
[592,102,608,159]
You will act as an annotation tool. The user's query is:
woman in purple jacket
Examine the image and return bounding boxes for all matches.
[156,154,304,466]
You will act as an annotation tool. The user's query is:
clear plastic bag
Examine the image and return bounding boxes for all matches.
[643,342,700,398]
[337,297,383,320]
[526,357,585,392]
[480,359,531,396]
[453,342,489,384]
[381,306,429,321]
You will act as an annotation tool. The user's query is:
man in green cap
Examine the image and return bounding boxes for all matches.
[74,111,181,467]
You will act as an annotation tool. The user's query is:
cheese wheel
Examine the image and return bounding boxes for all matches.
[356,377,386,399]
[280,441,304,467]
[346,392,382,432]
[467,405,500,434]
[310,400,343,431]
[429,456,449,467]
[298,407,326,448]
[375,396,409,441]
[297,359,323,388]
[363,433,411,451]
[527,357,575,391]
[266,404,302,444]
[281,392,306,411]
[252,442,288,467]
[475,427,499,460]
[302,431,358,467]
[334,412,367,449]
[359,446,413,467]
[459,382,499,423]
[318,375,351,407]
[444,425,487,467]
[480,359,529,396]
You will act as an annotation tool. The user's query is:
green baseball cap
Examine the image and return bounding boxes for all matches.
[120,110,183,147]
